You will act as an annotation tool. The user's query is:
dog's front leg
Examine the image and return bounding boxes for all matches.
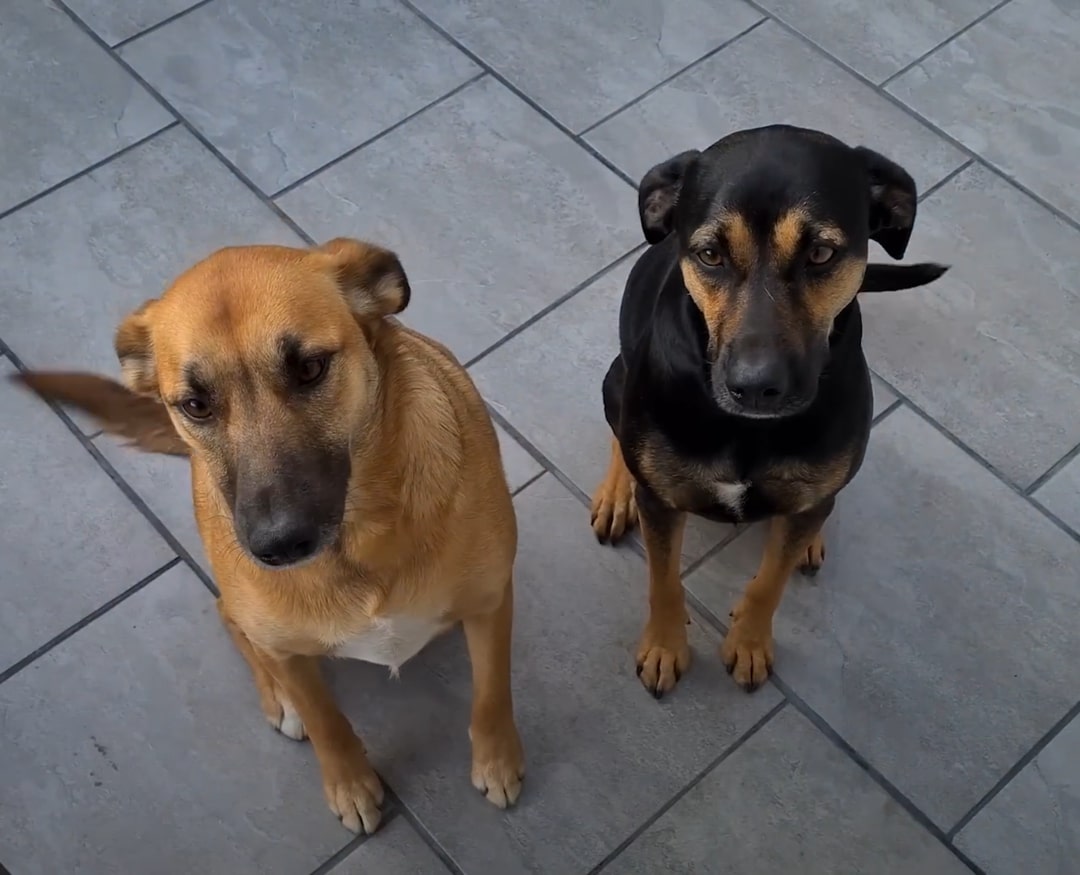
[721,498,835,691]
[635,487,690,698]
[266,653,384,834]
[463,582,524,809]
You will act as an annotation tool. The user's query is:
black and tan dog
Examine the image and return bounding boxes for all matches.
[590,125,948,697]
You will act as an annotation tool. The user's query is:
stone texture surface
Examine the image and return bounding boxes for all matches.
[1,1,1077,872]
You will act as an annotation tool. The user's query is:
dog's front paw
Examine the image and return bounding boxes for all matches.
[636,619,690,698]
[590,465,638,543]
[720,599,774,692]
[320,743,385,834]
[469,719,525,809]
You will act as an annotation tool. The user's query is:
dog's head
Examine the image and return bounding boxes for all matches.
[16,239,410,569]
[640,125,926,419]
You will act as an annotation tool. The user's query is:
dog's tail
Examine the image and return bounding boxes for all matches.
[859,262,949,293]
[9,370,189,456]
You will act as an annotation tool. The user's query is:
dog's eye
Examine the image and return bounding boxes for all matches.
[698,248,725,267]
[180,397,212,420]
[808,245,836,266]
[297,356,328,386]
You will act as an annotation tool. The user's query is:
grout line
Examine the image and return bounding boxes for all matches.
[395,0,638,189]
[1025,438,1080,496]
[485,415,592,507]
[308,808,403,875]
[948,696,1080,841]
[110,0,216,49]
[0,340,220,597]
[0,558,181,686]
[380,786,467,875]
[739,3,1080,238]
[271,72,489,199]
[587,700,789,875]
[464,243,646,369]
[511,469,547,497]
[577,16,769,136]
[877,0,1015,88]
[669,590,985,873]
[871,397,904,427]
[0,122,179,224]
[865,371,1080,546]
[916,158,975,202]
[50,0,315,245]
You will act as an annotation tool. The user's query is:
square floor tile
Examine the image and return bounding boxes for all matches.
[65,0,202,45]
[120,0,479,193]
[95,436,207,572]
[410,0,763,133]
[956,712,1080,875]
[859,163,1080,487]
[327,474,781,875]
[586,21,966,196]
[0,0,172,215]
[888,0,1080,224]
[495,424,543,494]
[1034,454,1080,536]
[758,0,1002,84]
[686,407,1080,828]
[0,126,302,433]
[605,707,971,875]
[333,817,450,874]
[0,360,174,673]
[469,258,736,568]
[0,564,351,875]
[280,76,642,364]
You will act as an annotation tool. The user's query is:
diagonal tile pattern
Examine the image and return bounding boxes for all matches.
[1,0,1078,872]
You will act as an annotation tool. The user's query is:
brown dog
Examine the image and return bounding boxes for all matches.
[13,238,524,834]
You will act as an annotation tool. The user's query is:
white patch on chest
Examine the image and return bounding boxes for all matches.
[713,480,749,514]
[332,616,448,675]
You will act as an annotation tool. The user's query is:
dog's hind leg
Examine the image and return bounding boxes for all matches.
[463,580,525,810]
[216,599,306,741]
[722,499,834,691]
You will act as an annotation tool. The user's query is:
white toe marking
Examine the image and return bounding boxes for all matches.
[278,700,306,740]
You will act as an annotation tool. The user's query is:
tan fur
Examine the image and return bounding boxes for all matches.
[11,239,525,833]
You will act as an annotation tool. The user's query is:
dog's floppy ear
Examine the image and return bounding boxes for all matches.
[9,371,188,456]
[638,150,701,245]
[114,300,159,396]
[316,237,411,320]
[855,147,918,259]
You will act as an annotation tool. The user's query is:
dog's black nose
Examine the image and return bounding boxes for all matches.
[246,518,321,567]
[725,351,789,412]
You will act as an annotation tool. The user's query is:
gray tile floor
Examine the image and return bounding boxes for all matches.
[1,0,1078,872]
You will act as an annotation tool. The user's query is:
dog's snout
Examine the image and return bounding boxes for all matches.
[245,512,321,567]
[723,344,789,412]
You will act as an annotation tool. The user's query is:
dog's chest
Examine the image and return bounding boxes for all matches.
[332,615,448,673]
